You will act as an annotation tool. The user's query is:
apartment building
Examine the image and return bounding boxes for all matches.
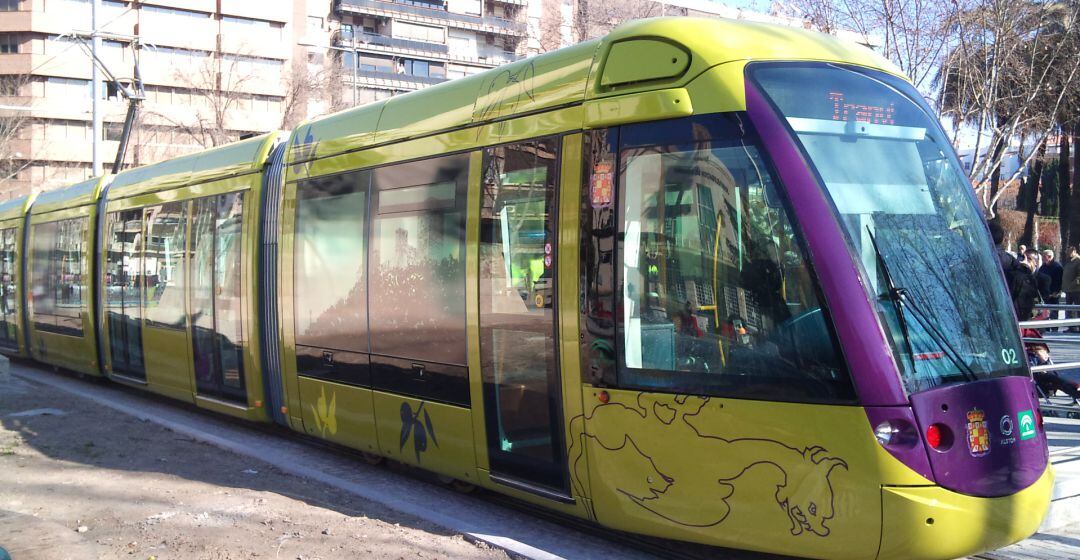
[0,0,294,198]
[297,0,527,109]
[0,0,868,199]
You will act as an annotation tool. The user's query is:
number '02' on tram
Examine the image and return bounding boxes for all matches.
[0,17,1052,560]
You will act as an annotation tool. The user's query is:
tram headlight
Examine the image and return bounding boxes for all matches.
[874,421,898,445]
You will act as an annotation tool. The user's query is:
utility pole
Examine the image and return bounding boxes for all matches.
[91,0,103,176]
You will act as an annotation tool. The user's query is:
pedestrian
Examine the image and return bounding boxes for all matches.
[1026,249,1052,308]
[989,222,1039,321]
[989,222,1019,271]
[1040,249,1064,325]
[1061,246,1080,332]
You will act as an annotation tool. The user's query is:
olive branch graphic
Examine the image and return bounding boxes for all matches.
[399,401,439,462]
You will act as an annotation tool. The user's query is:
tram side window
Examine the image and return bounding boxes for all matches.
[191,192,247,403]
[144,202,188,329]
[30,217,86,336]
[0,227,17,345]
[294,170,371,386]
[368,154,468,367]
[611,116,854,403]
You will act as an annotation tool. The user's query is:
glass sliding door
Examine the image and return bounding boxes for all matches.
[479,137,568,492]
[190,193,246,403]
[105,210,145,378]
[0,228,18,347]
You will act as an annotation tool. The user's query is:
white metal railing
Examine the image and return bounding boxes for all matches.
[1019,303,1080,417]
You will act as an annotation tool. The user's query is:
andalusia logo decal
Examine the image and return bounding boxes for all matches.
[966,408,991,457]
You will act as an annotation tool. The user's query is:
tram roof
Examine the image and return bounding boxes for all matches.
[287,16,898,165]
[31,176,108,216]
[106,132,281,201]
[0,193,37,222]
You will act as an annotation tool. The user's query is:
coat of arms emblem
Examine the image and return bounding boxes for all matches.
[966,408,991,457]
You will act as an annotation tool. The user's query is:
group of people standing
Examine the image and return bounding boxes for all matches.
[990,221,1080,328]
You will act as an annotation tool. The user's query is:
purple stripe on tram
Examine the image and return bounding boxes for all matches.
[744,83,906,407]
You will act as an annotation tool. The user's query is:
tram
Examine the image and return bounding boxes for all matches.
[0,18,1052,560]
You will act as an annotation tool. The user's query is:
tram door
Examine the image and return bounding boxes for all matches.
[105,209,145,379]
[479,138,569,494]
[190,193,247,403]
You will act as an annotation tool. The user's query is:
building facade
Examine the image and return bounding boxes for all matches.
[0,0,865,199]
[298,0,526,110]
[0,0,297,198]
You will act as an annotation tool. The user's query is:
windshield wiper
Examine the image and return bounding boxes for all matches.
[866,227,978,383]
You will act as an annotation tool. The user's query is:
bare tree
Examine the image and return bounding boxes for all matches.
[782,0,956,89]
[574,0,663,42]
[280,58,332,130]
[152,50,264,148]
[936,0,1080,216]
[0,74,37,197]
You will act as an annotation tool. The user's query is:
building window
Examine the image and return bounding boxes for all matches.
[0,0,19,11]
[307,16,323,36]
[142,5,210,21]
[0,75,20,96]
[402,59,430,77]
[45,77,91,99]
[103,122,123,141]
[359,54,394,73]
[0,34,20,54]
[393,21,445,44]
[340,23,354,40]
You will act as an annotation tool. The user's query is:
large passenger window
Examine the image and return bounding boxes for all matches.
[294,170,370,386]
[597,116,853,402]
[0,227,17,346]
[144,203,188,329]
[369,154,469,405]
[369,155,468,365]
[30,217,87,336]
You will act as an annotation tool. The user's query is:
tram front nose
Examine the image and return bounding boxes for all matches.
[907,376,1047,497]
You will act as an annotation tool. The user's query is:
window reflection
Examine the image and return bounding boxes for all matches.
[612,117,852,401]
[31,217,87,336]
[191,192,246,402]
[295,171,368,353]
[369,155,467,366]
[144,202,188,329]
[480,137,565,488]
[105,209,144,376]
[0,227,17,345]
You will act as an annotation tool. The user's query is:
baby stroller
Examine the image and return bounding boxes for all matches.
[1024,327,1080,418]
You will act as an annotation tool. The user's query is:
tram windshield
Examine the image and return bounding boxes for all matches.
[752,63,1027,394]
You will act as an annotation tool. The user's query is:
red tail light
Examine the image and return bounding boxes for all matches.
[926,424,942,449]
[1036,409,1044,430]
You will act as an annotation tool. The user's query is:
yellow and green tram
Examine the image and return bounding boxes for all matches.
[3,18,1053,559]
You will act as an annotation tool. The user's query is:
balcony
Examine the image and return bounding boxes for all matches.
[348,69,449,88]
[336,30,450,55]
[338,0,526,36]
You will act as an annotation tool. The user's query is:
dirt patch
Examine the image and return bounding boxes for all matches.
[0,374,508,560]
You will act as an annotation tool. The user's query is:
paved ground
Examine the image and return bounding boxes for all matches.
[1,362,1078,560]
[0,370,510,560]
